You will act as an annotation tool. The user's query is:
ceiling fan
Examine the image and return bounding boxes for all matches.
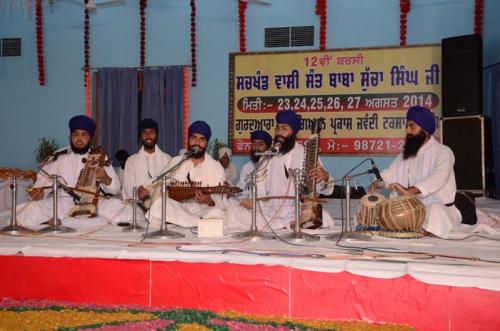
[61,0,126,12]
[239,0,271,7]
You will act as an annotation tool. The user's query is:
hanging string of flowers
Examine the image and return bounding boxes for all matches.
[35,0,45,86]
[399,0,411,46]
[190,0,197,87]
[183,66,189,145]
[84,0,91,114]
[139,0,147,67]
[315,0,327,50]
[85,71,91,116]
[238,0,247,52]
[474,0,483,35]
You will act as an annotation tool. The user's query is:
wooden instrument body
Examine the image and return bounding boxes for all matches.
[141,181,242,210]
[298,120,323,229]
[68,147,110,218]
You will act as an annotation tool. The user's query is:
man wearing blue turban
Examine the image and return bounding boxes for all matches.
[369,106,461,238]
[236,130,273,196]
[122,118,172,203]
[147,121,226,228]
[226,110,335,232]
[17,115,126,227]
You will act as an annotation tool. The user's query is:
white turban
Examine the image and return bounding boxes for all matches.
[218,147,232,159]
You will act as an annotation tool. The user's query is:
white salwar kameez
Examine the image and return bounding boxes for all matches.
[16,149,129,227]
[380,136,461,238]
[225,143,334,232]
[122,145,171,200]
[224,162,239,186]
[147,153,226,227]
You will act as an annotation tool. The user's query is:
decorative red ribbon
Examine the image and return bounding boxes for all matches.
[140,0,147,67]
[238,0,247,52]
[315,0,327,50]
[35,0,45,86]
[474,0,483,35]
[190,0,197,87]
[400,0,411,46]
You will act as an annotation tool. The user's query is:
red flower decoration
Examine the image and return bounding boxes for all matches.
[474,0,483,35]
[238,0,247,53]
[315,0,327,50]
[139,0,147,67]
[35,0,45,86]
[399,0,411,46]
[190,0,197,86]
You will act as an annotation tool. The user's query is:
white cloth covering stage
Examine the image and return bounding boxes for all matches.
[1,197,500,292]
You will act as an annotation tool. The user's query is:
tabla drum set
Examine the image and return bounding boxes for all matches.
[357,193,426,238]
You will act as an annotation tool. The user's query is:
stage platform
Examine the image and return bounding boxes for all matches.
[1,199,500,331]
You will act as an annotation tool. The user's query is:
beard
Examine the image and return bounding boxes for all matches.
[188,144,206,159]
[275,134,296,155]
[70,141,92,155]
[141,137,157,150]
[250,150,261,163]
[403,130,428,160]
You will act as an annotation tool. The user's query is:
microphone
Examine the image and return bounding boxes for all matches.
[184,146,200,157]
[255,144,280,156]
[368,159,383,182]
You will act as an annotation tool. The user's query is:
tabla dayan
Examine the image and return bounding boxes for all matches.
[377,195,426,238]
[357,192,386,228]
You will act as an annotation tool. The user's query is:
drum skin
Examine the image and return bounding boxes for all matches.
[378,195,425,232]
[357,193,386,227]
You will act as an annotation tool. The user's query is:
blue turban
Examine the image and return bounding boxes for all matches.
[250,130,272,147]
[69,115,96,137]
[188,120,212,141]
[276,110,301,133]
[407,106,436,134]
[138,118,159,135]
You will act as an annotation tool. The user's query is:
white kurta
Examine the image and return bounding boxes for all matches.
[147,153,226,227]
[225,143,335,232]
[122,146,171,200]
[236,160,256,198]
[16,148,130,227]
[380,136,461,237]
[224,162,239,186]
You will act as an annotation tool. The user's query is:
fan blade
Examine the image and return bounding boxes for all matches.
[95,0,126,8]
[240,0,271,6]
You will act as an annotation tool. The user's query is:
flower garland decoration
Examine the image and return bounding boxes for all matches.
[35,0,45,86]
[399,0,411,46]
[315,0,327,50]
[190,0,197,86]
[139,0,147,67]
[84,0,91,115]
[238,0,247,53]
[474,0,483,35]
[183,66,189,146]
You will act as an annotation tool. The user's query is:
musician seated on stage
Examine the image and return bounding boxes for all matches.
[114,148,130,188]
[369,106,461,237]
[236,130,273,197]
[17,115,127,227]
[122,119,171,203]
[218,147,238,186]
[225,110,335,232]
[147,121,226,227]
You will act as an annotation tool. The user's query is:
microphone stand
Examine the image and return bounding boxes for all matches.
[326,170,371,241]
[39,175,76,233]
[123,187,144,232]
[0,177,32,234]
[281,168,320,242]
[233,152,275,241]
[143,154,190,239]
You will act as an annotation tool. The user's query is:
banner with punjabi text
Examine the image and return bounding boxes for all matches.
[228,45,441,155]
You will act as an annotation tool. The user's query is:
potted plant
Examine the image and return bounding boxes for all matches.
[34,137,59,167]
